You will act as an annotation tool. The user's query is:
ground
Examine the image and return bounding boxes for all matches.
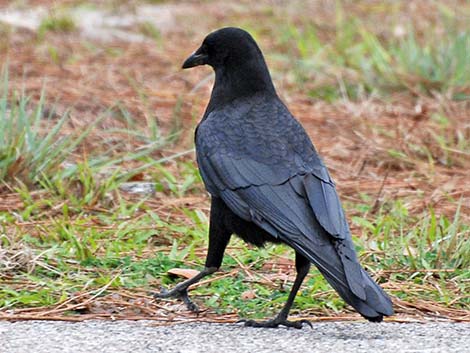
[0,0,469,325]
[2,321,470,353]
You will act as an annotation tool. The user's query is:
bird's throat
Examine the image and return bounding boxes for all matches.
[207,60,276,112]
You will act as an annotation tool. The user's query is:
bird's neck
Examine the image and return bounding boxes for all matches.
[205,58,276,114]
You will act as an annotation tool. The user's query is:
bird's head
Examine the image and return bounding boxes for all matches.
[182,27,276,104]
[182,27,264,70]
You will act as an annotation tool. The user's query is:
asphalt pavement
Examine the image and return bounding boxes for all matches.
[1,320,469,353]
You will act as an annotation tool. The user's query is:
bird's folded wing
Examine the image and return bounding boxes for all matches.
[200,151,349,240]
[198,152,366,298]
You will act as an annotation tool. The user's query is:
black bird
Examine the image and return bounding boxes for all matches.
[155,27,393,328]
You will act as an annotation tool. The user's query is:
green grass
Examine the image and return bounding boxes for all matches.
[291,25,469,100]
[0,71,95,187]
[266,7,470,101]
[1,73,469,321]
[0,70,167,192]
[0,71,205,313]
[38,11,76,38]
[352,200,470,270]
[138,21,162,45]
[1,1,469,321]
[2,182,469,316]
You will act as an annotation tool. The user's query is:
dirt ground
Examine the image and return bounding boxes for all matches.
[2,1,468,219]
[1,0,469,323]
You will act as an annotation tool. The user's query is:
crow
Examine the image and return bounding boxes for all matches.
[155,27,394,328]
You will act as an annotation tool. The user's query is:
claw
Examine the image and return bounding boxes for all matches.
[239,318,311,329]
[183,297,199,313]
[154,286,199,312]
[153,286,169,298]
[299,319,313,329]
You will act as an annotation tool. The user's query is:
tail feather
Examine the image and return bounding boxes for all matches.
[290,236,394,320]
[319,266,394,320]
[299,173,393,318]
[336,241,367,300]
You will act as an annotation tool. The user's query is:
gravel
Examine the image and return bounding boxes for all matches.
[1,320,469,353]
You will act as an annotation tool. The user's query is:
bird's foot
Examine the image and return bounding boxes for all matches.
[238,318,312,329]
[154,286,199,312]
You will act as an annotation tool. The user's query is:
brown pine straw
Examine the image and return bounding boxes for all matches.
[1,284,468,323]
[1,0,469,327]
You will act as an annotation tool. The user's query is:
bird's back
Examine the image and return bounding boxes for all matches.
[196,93,330,187]
[195,93,393,320]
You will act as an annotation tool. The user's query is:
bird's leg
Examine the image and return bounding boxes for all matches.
[241,252,312,329]
[155,266,217,312]
[154,197,232,312]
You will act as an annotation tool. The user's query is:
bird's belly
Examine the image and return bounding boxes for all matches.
[223,207,282,247]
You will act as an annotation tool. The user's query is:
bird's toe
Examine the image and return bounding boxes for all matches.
[239,318,310,329]
[154,286,199,312]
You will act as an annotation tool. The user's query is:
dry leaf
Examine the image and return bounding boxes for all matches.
[129,172,145,181]
[241,290,256,300]
[167,268,199,279]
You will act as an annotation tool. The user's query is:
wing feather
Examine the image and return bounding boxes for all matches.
[195,95,392,316]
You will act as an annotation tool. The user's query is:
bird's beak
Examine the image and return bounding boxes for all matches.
[182,49,208,69]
